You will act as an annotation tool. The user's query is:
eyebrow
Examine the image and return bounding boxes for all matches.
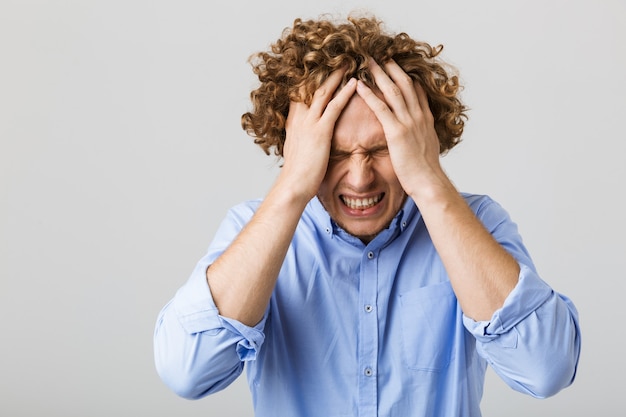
[330,144,389,156]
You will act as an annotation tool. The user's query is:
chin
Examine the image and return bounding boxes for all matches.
[343,222,386,243]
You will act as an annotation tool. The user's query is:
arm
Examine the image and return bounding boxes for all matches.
[357,60,580,396]
[463,196,581,397]
[356,59,518,321]
[154,71,357,397]
[207,73,357,326]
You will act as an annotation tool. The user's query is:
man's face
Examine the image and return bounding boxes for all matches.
[317,94,406,243]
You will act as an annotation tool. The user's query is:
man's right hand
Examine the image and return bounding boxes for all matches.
[207,69,356,327]
[279,69,357,203]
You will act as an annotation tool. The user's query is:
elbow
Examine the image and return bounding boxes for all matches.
[493,318,581,399]
[533,311,582,398]
[156,358,244,400]
[523,360,578,399]
[516,331,581,399]
[498,352,578,399]
[155,349,238,400]
[153,322,200,399]
[154,330,244,400]
[154,346,207,400]
[166,379,211,401]
[153,299,252,400]
[158,371,206,400]
[154,323,212,400]
[486,288,582,399]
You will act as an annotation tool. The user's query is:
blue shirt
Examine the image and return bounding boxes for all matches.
[154,194,580,417]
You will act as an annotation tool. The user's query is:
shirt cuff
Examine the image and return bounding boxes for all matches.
[171,257,267,361]
[220,315,267,361]
[463,263,553,342]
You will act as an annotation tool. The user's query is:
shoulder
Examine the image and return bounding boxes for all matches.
[460,192,514,225]
[208,199,264,248]
[461,192,502,213]
[224,198,263,223]
[461,192,493,207]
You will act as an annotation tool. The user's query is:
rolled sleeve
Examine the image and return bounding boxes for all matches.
[463,264,581,398]
[171,257,267,360]
[154,236,267,398]
[463,264,552,340]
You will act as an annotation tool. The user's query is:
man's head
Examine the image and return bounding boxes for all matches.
[241,14,467,158]
[316,92,406,243]
[241,15,468,241]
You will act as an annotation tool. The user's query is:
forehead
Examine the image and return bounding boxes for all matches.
[332,94,386,151]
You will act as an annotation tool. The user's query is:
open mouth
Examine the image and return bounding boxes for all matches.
[340,193,384,210]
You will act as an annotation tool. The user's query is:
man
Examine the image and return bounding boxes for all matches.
[154,15,581,416]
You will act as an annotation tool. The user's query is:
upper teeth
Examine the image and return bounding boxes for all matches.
[342,195,380,209]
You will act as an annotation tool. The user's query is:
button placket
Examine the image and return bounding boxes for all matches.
[357,247,379,415]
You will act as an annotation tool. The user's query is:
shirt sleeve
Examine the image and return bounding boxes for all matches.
[153,201,267,400]
[462,196,581,398]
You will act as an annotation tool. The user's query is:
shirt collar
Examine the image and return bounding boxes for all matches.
[308,195,420,246]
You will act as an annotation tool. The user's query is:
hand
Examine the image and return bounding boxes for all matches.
[356,60,521,320]
[355,59,448,199]
[280,70,357,202]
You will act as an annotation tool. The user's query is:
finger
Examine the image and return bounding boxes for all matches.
[319,77,357,124]
[413,82,434,121]
[355,79,398,128]
[286,100,308,129]
[367,59,408,114]
[382,60,420,113]
[308,68,347,116]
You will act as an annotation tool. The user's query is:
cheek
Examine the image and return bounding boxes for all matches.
[375,163,405,200]
[380,156,395,171]
[320,163,345,192]
[375,159,399,185]
[317,176,336,204]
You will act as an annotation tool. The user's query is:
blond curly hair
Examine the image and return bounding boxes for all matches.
[241,15,468,158]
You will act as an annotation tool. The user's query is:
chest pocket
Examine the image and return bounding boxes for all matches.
[398,281,459,372]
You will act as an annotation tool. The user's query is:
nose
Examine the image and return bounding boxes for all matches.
[345,154,375,191]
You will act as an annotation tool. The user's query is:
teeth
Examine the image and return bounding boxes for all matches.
[342,195,381,210]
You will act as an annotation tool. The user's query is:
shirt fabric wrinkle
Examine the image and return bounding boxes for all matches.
[154,193,581,416]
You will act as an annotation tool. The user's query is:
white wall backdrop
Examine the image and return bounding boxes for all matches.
[2,1,624,415]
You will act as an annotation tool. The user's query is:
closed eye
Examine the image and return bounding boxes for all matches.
[371,147,389,157]
[329,146,389,162]
[329,151,351,162]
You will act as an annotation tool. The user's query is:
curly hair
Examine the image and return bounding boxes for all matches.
[241,15,468,158]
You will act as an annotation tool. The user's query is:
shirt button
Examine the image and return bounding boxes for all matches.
[367,251,374,259]
[325,227,331,234]
[364,304,373,313]
[364,367,373,377]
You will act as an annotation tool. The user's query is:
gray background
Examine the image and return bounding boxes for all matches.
[1,0,624,415]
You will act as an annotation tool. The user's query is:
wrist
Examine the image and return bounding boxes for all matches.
[405,168,457,208]
[269,172,316,211]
